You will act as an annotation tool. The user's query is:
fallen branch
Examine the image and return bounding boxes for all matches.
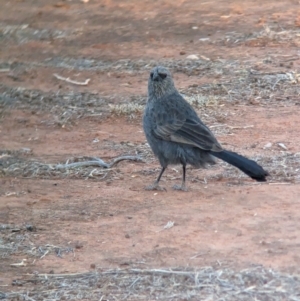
[55,160,108,169]
[109,155,144,168]
[10,259,27,267]
[55,155,144,170]
[53,73,90,86]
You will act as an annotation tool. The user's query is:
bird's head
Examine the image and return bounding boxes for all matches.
[148,66,175,99]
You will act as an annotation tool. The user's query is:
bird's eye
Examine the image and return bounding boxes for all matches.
[158,73,167,79]
[150,72,154,79]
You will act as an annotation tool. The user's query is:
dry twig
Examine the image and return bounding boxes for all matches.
[53,73,90,86]
[55,155,144,170]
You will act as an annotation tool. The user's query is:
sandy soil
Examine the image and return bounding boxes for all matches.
[1,0,300,297]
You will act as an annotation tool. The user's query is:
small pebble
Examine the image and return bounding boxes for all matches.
[186,54,199,60]
[263,142,272,149]
[278,143,287,150]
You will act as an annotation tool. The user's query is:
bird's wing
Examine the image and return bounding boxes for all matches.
[153,97,222,152]
[173,118,222,151]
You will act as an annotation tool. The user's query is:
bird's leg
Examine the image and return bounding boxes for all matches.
[173,165,188,191]
[145,167,167,191]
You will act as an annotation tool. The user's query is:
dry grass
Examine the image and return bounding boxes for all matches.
[3,266,300,300]
[2,55,299,119]
[0,224,73,259]
[1,224,74,286]
[0,84,109,125]
[219,25,300,46]
[1,149,299,183]
[109,102,144,117]
[1,49,300,124]
[0,23,74,43]
[108,93,219,117]
[0,151,144,180]
[184,94,220,107]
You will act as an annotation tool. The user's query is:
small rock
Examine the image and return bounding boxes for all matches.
[12,280,24,286]
[179,51,186,55]
[90,263,96,269]
[26,224,36,232]
[278,143,287,150]
[200,55,211,61]
[192,26,198,30]
[263,142,272,149]
[186,54,199,60]
[125,234,130,239]
[20,147,32,154]
[199,38,210,42]
[249,99,259,105]
[75,242,84,249]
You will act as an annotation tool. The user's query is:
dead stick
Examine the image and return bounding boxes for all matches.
[108,155,144,168]
[55,155,144,170]
[53,73,90,86]
[55,160,109,169]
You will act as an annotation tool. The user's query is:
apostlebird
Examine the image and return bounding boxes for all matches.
[143,66,269,191]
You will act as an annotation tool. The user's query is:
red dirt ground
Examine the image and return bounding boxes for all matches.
[1,0,300,292]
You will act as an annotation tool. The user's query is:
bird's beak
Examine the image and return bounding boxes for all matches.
[152,72,160,82]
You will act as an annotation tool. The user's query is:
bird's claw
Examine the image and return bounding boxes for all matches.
[172,184,188,191]
[145,183,167,191]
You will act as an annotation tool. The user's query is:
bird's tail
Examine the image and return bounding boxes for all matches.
[211,150,269,182]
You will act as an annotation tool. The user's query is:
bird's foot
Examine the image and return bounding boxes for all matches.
[145,182,167,191]
[172,184,188,191]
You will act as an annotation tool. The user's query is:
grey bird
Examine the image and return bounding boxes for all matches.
[143,66,269,191]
